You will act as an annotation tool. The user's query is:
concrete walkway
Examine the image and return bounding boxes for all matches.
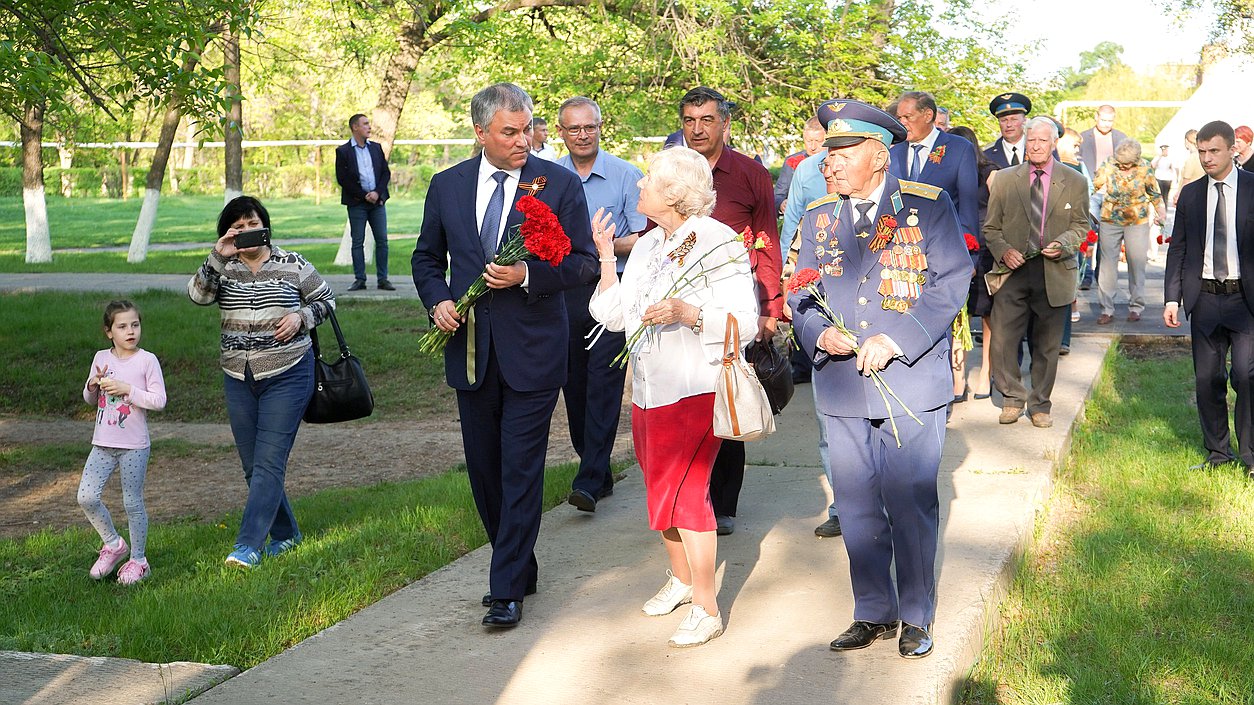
[1,257,1185,705]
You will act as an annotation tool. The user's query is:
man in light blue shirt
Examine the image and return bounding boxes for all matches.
[335,113,393,291]
[555,96,646,513]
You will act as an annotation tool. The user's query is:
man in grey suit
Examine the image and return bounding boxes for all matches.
[984,117,1091,428]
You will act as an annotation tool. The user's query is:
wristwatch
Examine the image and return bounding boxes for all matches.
[691,308,704,334]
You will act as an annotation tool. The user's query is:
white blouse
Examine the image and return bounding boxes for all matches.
[589,215,759,409]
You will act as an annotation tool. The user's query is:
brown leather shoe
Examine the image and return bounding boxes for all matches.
[1096,314,1114,325]
[1126,311,1141,322]
[1030,412,1053,428]
[999,406,1023,424]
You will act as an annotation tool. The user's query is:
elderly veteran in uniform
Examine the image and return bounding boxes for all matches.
[789,100,971,660]
[983,92,1032,169]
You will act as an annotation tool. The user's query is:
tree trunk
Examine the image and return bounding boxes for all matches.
[22,101,51,264]
[224,28,243,202]
[370,20,428,159]
[128,101,184,263]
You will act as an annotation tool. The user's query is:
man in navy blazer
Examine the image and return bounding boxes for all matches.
[335,114,394,291]
[889,90,979,240]
[1165,120,1254,476]
[789,100,970,660]
[982,92,1031,169]
[412,83,597,628]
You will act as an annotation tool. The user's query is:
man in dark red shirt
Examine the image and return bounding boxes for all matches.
[676,86,782,535]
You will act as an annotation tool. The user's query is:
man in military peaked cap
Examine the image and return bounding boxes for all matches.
[984,92,1032,168]
[788,99,972,660]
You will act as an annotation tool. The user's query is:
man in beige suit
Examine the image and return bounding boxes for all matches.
[984,117,1091,427]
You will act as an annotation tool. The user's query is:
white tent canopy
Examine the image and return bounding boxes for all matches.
[1154,57,1254,149]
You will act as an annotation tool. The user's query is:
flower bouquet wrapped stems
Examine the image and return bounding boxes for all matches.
[612,228,770,369]
[786,267,922,447]
[418,196,571,355]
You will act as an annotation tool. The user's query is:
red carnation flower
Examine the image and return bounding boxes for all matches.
[787,267,822,293]
[516,196,571,266]
[1156,234,1164,245]
[964,233,980,251]
[1079,242,1090,255]
[1086,229,1099,244]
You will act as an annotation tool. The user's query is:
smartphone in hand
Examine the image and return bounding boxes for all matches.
[234,228,271,249]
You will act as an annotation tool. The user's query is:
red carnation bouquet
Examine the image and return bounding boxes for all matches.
[786,267,921,447]
[964,233,980,251]
[418,195,571,354]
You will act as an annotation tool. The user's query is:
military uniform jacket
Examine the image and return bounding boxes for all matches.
[788,173,972,419]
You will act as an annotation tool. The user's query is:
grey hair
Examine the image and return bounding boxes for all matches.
[1113,138,1142,163]
[471,83,533,129]
[558,96,602,124]
[1025,116,1059,140]
[803,117,824,132]
[646,147,716,219]
[897,91,937,121]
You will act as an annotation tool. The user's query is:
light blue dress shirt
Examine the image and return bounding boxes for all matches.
[781,150,829,254]
[557,149,646,272]
[353,141,376,193]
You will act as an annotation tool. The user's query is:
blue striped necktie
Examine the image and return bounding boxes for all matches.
[480,171,508,260]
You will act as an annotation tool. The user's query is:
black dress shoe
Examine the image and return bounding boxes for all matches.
[898,622,934,659]
[482,600,522,628]
[829,620,899,651]
[568,489,597,512]
[481,584,537,607]
[347,280,366,291]
[377,279,396,291]
[814,516,842,537]
[597,485,615,499]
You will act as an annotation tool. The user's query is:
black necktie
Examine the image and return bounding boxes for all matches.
[1214,182,1229,280]
[854,202,875,234]
[1010,146,1020,166]
[1030,169,1045,250]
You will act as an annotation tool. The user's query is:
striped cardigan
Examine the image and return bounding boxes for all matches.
[188,246,336,380]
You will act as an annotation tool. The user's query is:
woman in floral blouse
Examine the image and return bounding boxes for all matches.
[1091,139,1166,324]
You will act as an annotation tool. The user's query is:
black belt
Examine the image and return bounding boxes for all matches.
[1201,278,1242,294]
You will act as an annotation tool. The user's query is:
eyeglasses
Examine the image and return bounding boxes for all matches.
[560,123,601,135]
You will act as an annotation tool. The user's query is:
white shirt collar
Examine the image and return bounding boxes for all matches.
[909,126,941,152]
[851,177,888,211]
[1209,166,1239,191]
[478,154,523,184]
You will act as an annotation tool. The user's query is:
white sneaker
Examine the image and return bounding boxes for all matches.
[642,570,693,616]
[668,605,724,648]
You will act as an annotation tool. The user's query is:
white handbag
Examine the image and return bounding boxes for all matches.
[713,314,776,441]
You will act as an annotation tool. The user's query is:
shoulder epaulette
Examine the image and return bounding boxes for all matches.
[898,180,942,200]
[806,192,843,210]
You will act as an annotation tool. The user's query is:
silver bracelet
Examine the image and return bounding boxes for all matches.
[691,309,704,334]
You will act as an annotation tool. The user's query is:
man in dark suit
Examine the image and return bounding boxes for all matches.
[1164,120,1254,476]
[411,83,597,628]
[983,92,1031,169]
[1078,105,1129,177]
[889,90,980,241]
[335,114,394,291]
[984,118,1090,428]
[789,100,971,660]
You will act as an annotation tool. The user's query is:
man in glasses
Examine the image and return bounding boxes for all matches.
[555,96,647,514]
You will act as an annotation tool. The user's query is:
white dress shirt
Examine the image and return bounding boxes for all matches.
[906,127,942,177]
[475,155,522,248]
[1003,136,1026,165]
[1204,167,1240,280]
[589,215,759,409]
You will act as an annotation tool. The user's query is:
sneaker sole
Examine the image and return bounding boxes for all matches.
[668,625,724,648]
[90,553,130,580]
[642,596,692,617]
[224,557,257,569]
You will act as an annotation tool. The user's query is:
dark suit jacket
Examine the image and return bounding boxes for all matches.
[411,155,597,392]
[335,140,391,206]
[1165,168,1254,316]
[983,137,1022,169]
[1078,127,1129,177]
[788,174,972,419]
[889,129,980,239]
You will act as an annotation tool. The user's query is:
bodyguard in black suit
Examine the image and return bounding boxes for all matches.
[335,114,393,291]
[1165,120,1254,475]
[412,83,597,627]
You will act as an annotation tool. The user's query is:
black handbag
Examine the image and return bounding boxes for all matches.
[743,338,794,415]
[303,309,374,424]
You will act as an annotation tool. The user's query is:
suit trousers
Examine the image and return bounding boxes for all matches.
[563,283,626,496]
[1190,290,1254,466]
[346,202,389,282]
[1097,220,1150,316]
[456,345,560,601]
[990,256,1068,414]
[709,440,745,517]
[824,406,945,628]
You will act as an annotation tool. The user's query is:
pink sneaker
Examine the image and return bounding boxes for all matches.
[90,538,129,580]
[117,558,150,585]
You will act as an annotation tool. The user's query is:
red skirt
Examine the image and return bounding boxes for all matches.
[632,393,722,532]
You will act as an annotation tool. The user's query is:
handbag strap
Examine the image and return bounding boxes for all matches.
[309,308,352,361]
[722,313,739,364]
[721,313,742,436]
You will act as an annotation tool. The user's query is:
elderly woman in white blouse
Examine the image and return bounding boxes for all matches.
[589,147,757,648]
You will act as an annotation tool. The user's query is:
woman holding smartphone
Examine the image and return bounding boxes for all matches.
[188,195,336,568]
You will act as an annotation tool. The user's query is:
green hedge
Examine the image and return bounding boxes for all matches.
[0,164,439,200]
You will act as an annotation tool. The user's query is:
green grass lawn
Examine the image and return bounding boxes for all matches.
[0,242,417,276]
[1,291,451,423]
[0,461,591,668]
[0,195,426,251]
[962,341,1254,704]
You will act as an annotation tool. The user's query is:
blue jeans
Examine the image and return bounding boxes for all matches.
[347,202,389,283]
[224,351,314,549]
